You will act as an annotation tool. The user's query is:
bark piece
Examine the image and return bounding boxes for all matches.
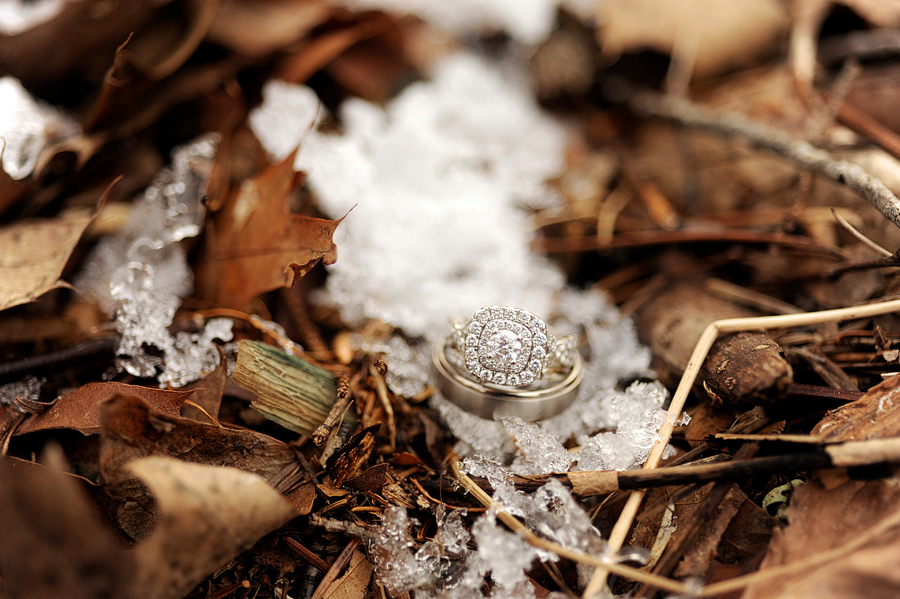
[812,374,900,441]
[636,282,793,408]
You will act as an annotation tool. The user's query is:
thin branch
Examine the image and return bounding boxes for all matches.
[831,208,893,256]
[448,456,693,596]
[585,295,900,596]
[615,83,900,232]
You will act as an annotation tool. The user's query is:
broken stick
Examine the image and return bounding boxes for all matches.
[614,82,900,232]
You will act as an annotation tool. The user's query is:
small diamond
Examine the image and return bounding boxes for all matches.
[520,371,534,384]
[493,372,506,385]
[511,323,523,334]
[466,358,479,370]
[466,334,478,348]
[490,307,503,319]
[507,374,520,385]
[479,368,492,381]
[534,332,547,346]
[469,321,483,336]
[483,328,524,371]
[532,346,546,360]
[529,359,542,372]
[465,348,477,360]
[475,308,490,324]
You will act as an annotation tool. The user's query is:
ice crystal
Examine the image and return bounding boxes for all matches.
[0,76,79,180]
[249,52,567,339]
[368,506,429,595]
[502,417,573,475]
[330,0,597,44]
[77,134,232,387]
[473,513,539,591]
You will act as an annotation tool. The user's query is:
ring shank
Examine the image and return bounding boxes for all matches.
[433,332,584,421]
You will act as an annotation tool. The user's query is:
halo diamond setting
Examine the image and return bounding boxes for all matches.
[462,306,550,386]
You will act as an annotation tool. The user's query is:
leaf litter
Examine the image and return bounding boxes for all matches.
[6,2,900,599]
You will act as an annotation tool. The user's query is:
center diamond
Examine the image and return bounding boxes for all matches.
[485,329,523,369]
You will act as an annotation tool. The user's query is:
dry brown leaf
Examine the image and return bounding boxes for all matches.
[99,394,299,485]
[129,456,296,599]
[197,148,344,309]
[595,0,789,79]
[326,424,379,487]
[276,13,396,85]
[99,394,301,539]
[16,381,193,436]
[86,33,235,139]
[0,0,162,86]
[741,478,900,599]
[180,347,227,422]
[208,0,334,57]
[322,551,374,599]
[0,449,136,599]
[0,209,94,311]
[121,0,221,80]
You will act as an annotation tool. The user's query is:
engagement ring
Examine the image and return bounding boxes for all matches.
[450,305,577,387]
[432,306,583,420]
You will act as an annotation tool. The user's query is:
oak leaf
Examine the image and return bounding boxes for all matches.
[198,147,344,309]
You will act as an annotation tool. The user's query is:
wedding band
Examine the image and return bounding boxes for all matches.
[449,305,577,387]
[433,330,583,421]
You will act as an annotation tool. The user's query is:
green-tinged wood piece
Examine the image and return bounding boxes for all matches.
[232,340,349,436]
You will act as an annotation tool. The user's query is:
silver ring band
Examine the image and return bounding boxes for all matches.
[433,331,584,421]
[450,305,577,387]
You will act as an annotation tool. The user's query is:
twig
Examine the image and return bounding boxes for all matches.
[310,537,362,599]
[831,208,893,257]
[312,374,352,446]
[284,537,331,572]
[703,278,803,315]
[615,83,900,232]
[584,295,900,597]
[308,514,376,543]
[471,450,836,496]
[837,101,900,163]
[280,287,332,360]
[449,456,694,596]
[632,444,759,597]
[370,360,395,453]
[0,335,116,380]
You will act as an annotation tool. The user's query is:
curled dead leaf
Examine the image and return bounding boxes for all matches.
[129,456,297,599]
[0,209,94,311]
[197,147,345,309]
[742,478,900,599]
[0,449,136,599]
[596,0,789,80]
[208,0,335,58]
[0,0,161,86]
[16,381,193,436]
[97,393,302,539]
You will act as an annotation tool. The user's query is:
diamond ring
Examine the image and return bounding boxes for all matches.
[450,305,577,387]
